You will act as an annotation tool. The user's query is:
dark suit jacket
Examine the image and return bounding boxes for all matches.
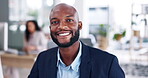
[28,43,125,78]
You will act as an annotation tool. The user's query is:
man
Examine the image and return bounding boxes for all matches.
[28,3,125,78]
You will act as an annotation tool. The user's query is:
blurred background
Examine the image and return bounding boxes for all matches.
[0,0,148,78]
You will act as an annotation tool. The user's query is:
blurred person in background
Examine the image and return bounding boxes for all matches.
[4,20,48,78]
[24,20,48,54]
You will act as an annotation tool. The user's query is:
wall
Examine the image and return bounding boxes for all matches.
[0,0,9,22]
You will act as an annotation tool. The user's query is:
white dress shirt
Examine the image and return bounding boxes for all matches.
[57,42,82,78]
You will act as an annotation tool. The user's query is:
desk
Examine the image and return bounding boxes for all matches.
[1,53,37,68]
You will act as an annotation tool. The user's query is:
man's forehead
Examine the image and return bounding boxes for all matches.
[53,3,75,10]
[51,4,76,13]
[49,3,79,19]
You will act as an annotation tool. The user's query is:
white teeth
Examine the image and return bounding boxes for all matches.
[59,33,70,36]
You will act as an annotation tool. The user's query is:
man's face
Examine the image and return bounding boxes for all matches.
[49,4,82,48]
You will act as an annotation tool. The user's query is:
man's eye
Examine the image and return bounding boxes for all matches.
[51,21,59,24]
[66,19,73,22]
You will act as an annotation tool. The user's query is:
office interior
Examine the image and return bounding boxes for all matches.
[0,0,148,78]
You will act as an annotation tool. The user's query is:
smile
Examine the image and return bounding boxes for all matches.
[58,32,70,36]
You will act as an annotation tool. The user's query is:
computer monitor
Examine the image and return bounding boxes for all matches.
[0,22,8,51]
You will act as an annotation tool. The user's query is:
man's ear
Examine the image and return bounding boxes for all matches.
[49,26,51,29]
[49,26,52,30]
[78,21,82,30]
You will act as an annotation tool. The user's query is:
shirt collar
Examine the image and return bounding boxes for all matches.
[57,41,82,72]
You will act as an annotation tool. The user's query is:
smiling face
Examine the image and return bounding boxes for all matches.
[49,3,82,48]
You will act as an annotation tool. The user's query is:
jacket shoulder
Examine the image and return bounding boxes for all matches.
[86,45,116,61]
[88,46,115,56]
[37,47,58,59]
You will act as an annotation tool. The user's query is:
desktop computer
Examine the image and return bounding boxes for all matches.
[0,22,22,55]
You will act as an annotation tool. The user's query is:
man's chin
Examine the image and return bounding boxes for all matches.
[58,41,70,45]
[57,42,73,48]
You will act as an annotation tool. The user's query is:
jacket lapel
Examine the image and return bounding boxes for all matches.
[44,43,92,78]
[45,48,58,78]
[80,43,91,78]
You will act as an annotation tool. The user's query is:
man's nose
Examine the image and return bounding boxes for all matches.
[58,21,68,30]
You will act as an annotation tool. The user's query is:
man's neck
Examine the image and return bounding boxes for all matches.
[59,41,80,66]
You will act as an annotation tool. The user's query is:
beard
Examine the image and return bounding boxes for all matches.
[50,29,80,48]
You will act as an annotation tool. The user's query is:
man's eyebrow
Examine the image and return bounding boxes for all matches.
[50,18,57,21]
[66,15,74,17]
[50,15,74,21]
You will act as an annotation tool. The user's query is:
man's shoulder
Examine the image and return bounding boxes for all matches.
[38,47,58,57]
[85,45,116,59]
[85,46,117,65]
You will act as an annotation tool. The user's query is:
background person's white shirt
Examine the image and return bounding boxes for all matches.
[24,31,48,54]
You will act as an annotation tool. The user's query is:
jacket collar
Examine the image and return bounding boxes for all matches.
[46,42,91,78]
[79,42,91,78]
[56,42,82,72]
[45,47,58,78]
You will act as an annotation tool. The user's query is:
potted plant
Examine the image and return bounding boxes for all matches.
[98,24,109,37]
[97,24,110,50]
[113,30,126,49]
[113,30,126,41]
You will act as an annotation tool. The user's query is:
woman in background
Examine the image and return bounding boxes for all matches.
[3,20,48,78]
[24,20,48,54]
